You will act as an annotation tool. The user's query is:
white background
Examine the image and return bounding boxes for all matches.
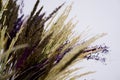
[22,0,120,80]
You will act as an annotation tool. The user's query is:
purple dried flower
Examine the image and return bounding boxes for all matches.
[54,47,73,64]
[14,15,24,30]
[101,46,109,53]
[16,47,32,69]
[86,53,106,63]
[45,3,65,22]
[34,12,45,24]
[85,45,109,63]
[6,15,24,49]
[10,14,24,38]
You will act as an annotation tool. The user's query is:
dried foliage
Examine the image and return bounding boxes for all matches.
[0,0,108,80]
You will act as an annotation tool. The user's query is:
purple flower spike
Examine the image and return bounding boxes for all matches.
[14,14,24,30]
[10,14,24,39]
[54,47,73,64]
[16,47,32,69]
[85,45,109,63]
